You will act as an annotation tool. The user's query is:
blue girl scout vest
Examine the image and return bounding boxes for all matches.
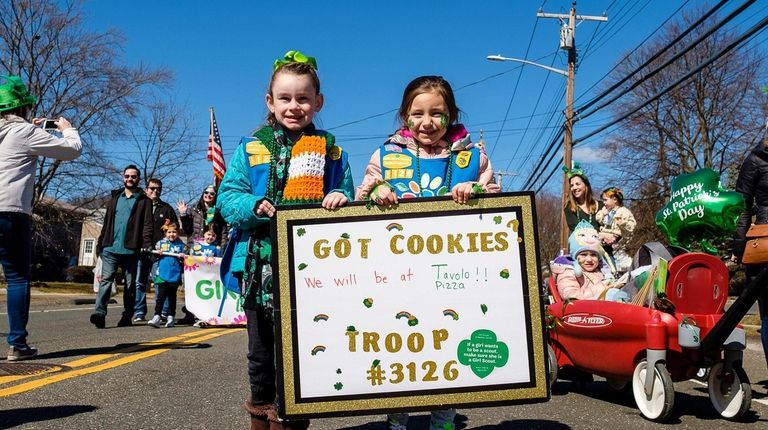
[191,242,221,257]
[155,238,184,284]
[379,143,481,198]
[219,127,347,295]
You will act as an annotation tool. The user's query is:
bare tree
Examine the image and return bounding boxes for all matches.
[0,0,172,209]
[110,98,201,198]
[601,8,767,201]
[534,192,562,274]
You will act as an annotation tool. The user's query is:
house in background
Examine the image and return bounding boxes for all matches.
[78,208,105,267]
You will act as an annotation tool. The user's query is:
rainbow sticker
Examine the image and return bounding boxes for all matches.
[395,311,412,320]
[443,309,459,320]
[311,345,326,355]
[395,311,419,326]
[313,314,329,322]
[386,222,403,232]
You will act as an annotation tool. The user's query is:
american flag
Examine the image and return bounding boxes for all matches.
[207,107,226,185]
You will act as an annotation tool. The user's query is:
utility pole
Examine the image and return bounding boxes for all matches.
[537,2,607,252]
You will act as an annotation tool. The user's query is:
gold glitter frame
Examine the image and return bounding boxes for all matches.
[272,192,548,418]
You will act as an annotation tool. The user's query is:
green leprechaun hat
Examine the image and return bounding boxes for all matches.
[0,75,37,112]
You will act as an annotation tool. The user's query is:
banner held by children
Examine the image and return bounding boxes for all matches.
[272,192,548,418]
[183,255,246,326]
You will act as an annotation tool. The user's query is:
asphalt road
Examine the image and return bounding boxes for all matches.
[0,293,767,429]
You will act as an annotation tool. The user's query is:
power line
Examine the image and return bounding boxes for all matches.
[573,14,768,146]
[575,0,691,102]
[487,0,547,159]
[574,0,751,122]
[325,51,558,132]
[502,54,561,173]
[532,18,768,192]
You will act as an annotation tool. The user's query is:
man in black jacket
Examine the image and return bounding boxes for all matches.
[90,165,153,328]
[133,178,178,321]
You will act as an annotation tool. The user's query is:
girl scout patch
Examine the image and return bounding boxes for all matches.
[455,151,472,169]
[329,146,342,160]
[382,153,412,169]
[246,140,271,166]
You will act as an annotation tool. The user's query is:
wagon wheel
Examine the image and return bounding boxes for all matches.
[632,360,675,422]
[707,362,751,420]
[547,344,558,389]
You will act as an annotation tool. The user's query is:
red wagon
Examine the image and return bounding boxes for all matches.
[546,252,754,422]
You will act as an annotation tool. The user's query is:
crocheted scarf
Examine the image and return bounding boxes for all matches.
[253,125,332,205]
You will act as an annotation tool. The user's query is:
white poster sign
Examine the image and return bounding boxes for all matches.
[272,193,548,418]
[183,256,246,326]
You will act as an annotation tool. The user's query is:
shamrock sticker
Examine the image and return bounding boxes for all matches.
[655,168,744,254]
[457,329,509,378]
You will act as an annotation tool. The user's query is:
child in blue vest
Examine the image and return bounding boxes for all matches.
[357,76,500,430]
[190,224,221,258]
[147,221,185,328]
[356,75,499,207]
[217,50,354,430]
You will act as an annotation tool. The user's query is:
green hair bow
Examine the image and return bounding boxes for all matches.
[562,161,585,179]
[0,75,37,112]
[273,50,318,71]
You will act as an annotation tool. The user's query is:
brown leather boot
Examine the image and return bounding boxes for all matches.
[243,400,278,430]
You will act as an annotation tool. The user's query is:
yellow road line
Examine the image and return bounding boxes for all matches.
[0,329,226,385]
[0,328,243,395]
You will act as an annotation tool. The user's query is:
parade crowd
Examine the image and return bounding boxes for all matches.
[2,48,767,430]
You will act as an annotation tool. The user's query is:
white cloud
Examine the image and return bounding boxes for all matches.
[573,146,611,163]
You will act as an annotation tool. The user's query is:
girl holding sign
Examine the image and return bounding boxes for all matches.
[356,75,499,207]
[357,75,499,430]
[217,50,354,430]
[147,221,185,328]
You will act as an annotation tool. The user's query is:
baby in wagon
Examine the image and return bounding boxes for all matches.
[551,221,628,301]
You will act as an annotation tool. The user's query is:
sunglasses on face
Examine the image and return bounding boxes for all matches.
[204,191,216,196]
[148,187,162,192]
[124,174,138,179]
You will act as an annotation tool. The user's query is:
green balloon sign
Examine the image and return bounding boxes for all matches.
[656,168,744,254]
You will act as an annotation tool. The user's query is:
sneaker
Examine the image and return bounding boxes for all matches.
[90,313,106,329]
[116,316,133,327]
[7,345,38,362]
[133,315,146,323]
[147,315,162,328]
[165,316,175,328]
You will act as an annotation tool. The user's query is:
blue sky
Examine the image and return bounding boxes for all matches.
[81,0,767,199]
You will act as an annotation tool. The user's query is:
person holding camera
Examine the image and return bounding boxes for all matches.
[0,75,82,361]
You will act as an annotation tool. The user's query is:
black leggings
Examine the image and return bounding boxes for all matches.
[246,308,278,406]
[154,282,178,317]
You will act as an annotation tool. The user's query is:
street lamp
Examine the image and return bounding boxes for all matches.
[486,54,575,252]
[486,55,568,77]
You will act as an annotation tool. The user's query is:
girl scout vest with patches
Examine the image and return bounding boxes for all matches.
[155,238,185,284]
[223,125,346,312]
[241,125,346,203]
[191,242,221,257]
[379,143,481,198]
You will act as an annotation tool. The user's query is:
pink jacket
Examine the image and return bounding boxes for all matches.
[355,126,500,200]
[551,263,611,300]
